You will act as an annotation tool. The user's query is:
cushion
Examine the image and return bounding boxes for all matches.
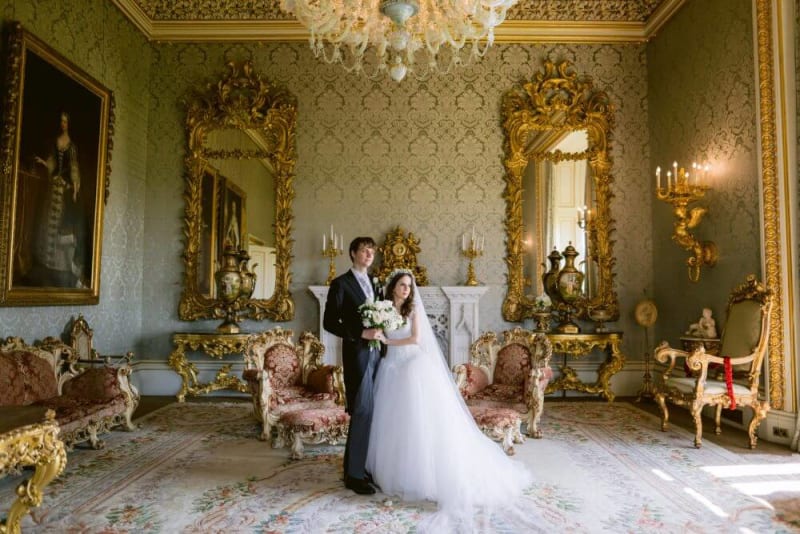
[458,364,489,398]
[306,366,336,395]
[278,407,350,432]
[62,367,120,401]
[272,386,337,409]
[664,377,754,397]
[0,351,58,406]
[468,405,521,428]
[494,344,531,387]
[466,398,527,414]
[264,344,301,388]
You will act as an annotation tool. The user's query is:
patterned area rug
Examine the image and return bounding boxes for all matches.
[2,401,799,533]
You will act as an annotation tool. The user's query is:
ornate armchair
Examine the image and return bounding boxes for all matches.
[654,275,772,448]
[454,327,553,453]
[242,328,348,458]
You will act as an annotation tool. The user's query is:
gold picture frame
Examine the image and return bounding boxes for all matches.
[0,22,113,306]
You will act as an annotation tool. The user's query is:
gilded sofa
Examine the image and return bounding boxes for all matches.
[454,327,553,453]
[0,336,139,449]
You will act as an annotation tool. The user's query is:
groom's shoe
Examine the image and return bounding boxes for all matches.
[345,476,376,495]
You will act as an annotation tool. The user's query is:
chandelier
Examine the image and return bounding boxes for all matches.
[281,0,518,82]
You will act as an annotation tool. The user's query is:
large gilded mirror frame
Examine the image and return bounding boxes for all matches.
[178,61,296,322]
[502,60,618,322]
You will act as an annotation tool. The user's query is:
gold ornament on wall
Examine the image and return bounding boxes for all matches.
[377,227,428,286]
[655,162,718,282]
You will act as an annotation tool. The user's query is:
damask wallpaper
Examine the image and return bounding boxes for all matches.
[647,0,760,344]
[138,41,652,361]
[0,0,761,383]
[0,0,150,354]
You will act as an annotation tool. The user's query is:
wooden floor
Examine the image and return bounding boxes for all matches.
[135,394,792,455]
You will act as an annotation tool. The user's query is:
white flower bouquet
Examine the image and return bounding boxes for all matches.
[359,298,405,349]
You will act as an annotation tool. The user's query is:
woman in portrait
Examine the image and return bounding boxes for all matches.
[29,111,85,288]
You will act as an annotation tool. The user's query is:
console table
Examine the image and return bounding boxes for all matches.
[168,332,251,402]
[545,332,626,402]
[309,285,488,367]
[0,407,66,534]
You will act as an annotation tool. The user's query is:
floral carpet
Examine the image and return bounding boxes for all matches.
[2,401,799,533]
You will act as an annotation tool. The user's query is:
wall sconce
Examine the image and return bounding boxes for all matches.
[655,161,718,282]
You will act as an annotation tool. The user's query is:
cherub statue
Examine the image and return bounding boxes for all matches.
[686,307,717,338]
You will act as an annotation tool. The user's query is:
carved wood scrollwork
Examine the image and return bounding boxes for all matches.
[501,60,618,323]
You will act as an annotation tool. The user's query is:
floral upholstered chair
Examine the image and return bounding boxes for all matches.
[454,327,553,453]
[654,275,772,449]
[242,328,348,458]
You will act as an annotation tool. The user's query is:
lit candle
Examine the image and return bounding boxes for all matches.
[666,170,672,189]
[323,234,326,252]
[330,224,334,241]
[656,166,661,190]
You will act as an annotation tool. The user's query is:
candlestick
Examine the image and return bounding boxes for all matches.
[461,229,484,286]
[322,227,343,285]
[654,160,717,282]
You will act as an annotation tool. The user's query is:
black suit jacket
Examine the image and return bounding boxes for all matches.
[323,270,377,412]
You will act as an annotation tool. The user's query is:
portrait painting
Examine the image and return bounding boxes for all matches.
[0,23,113,305]
[217,177,247,257]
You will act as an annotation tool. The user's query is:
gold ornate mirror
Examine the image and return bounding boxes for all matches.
[502,60,618,322]
[179,61,296,322]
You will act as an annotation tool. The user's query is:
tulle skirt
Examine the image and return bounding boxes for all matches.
[366,343,533,521]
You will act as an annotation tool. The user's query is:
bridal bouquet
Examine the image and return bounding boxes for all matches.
[359,298,405,349]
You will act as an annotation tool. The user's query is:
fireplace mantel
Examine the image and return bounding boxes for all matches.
[308,285,488,368]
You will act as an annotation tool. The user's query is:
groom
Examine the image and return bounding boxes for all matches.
[323,236,383,495]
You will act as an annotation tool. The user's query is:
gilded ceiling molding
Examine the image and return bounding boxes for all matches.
[754,0,784,411]
[112,0,682,44]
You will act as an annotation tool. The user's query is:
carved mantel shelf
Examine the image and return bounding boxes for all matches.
[309,285,488,368]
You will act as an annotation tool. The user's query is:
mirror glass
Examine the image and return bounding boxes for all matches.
[179,61,296,323]
[205,128,277,300]
[522,130,592,298]
[502,60,618,322]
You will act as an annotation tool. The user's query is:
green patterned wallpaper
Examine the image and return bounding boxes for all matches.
[137,42,652,360]
[0,0,151,354]
[0,0,762,374]
[647,0,760,345]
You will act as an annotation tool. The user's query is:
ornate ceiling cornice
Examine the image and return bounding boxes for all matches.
[111,0,686,43]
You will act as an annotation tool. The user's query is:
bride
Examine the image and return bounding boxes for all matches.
[366,269,539,531]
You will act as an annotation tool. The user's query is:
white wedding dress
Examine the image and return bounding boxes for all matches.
[366,310,538,532]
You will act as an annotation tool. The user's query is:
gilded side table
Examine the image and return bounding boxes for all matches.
[168,332,251,402]
[0,408,66,534]
[545,332,626,402]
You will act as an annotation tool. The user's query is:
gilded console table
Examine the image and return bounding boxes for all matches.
[168,332,251,402]
[0,408,66,534]
[545,332,626,402]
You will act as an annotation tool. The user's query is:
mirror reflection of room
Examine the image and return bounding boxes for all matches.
[204,128,277,301]
[522,130,591,298]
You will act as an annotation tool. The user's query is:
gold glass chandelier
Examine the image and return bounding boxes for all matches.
[281,0,518,81]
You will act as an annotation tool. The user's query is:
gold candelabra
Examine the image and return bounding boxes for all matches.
[461,228,484,286]
[322,226,343,285]
[655,162,718,282]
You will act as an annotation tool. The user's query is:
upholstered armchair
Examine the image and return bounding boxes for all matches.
[654,275,772,449]
[454,327,553,452]
[242,328,347,456]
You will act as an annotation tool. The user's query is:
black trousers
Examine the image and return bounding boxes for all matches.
[342,343,380,480]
